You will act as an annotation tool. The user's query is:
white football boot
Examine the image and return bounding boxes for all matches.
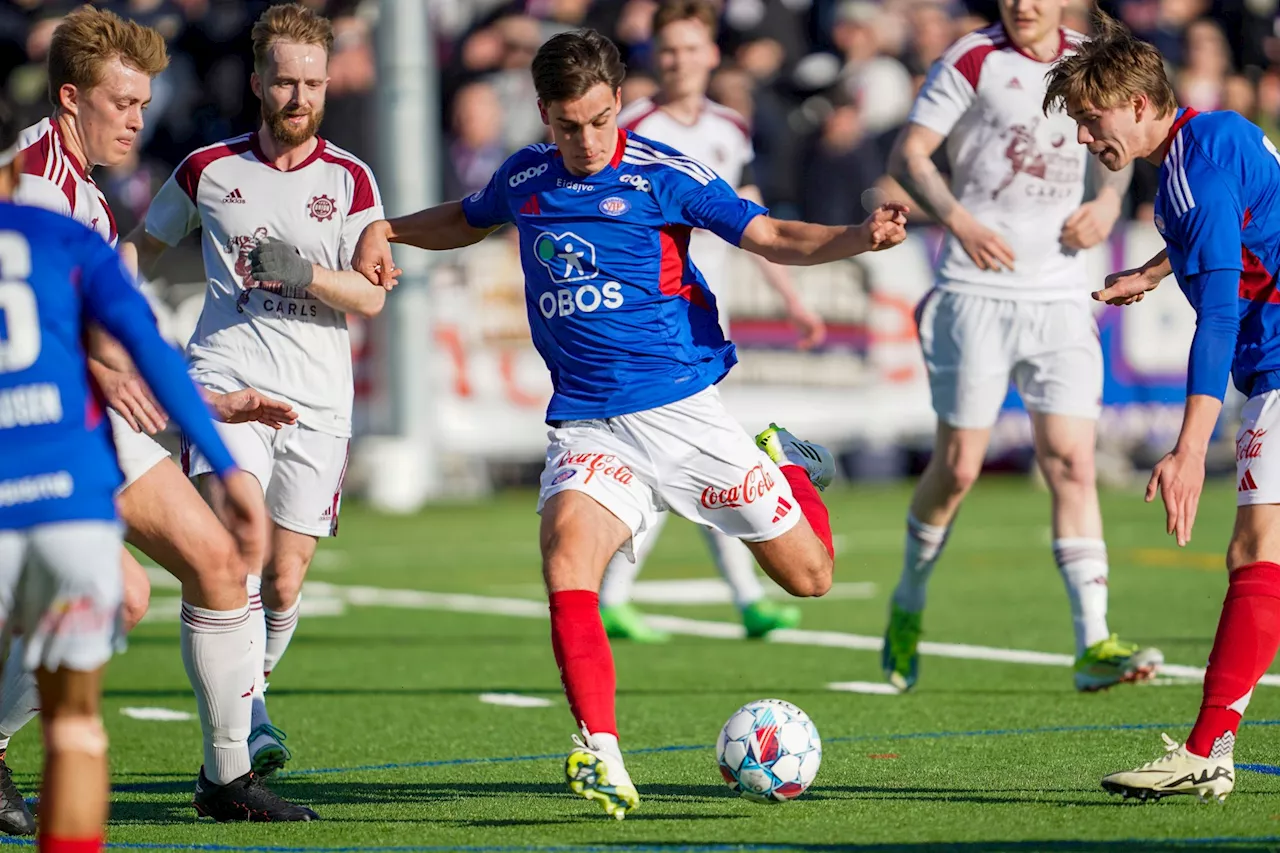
[565,725,639,820]
[1101,733,1235,803]
[755,423,835,491]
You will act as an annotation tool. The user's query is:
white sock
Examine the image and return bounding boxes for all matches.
[891,513,951,613]
[599,513,669,608]
[180,601,254,785]
[0,637,40,750]
[263,598,301,678]
[1052,538,1110,656]
[247,575,270,731]
[701,527,763,609]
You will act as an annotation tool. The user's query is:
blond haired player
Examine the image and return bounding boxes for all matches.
[7,4,313,826]
[881,0,1161,692]
[598,0,826,642]
[127,4,386,798]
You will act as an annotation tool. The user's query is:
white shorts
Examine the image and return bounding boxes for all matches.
[183,419,350,538]
[0,521,125,673]
[107,410,172,492]
[917,289,1103,429]
[1236,390,1280,506]
[536,386,800,558]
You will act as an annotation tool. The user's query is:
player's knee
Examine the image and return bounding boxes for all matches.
[120,566,151,632]
[940,457,982,496]
[42,714,107,757]
[264,565,305,610]
[198,533,247,593]
[776,552,832,598]
[1040,444,1096,493]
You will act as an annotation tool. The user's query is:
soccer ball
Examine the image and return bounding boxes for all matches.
[715,698,822,802]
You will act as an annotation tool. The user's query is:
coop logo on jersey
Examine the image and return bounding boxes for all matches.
[620,173,650,192]
[509,163,549,187]
[308,194,336,222]
[534,231,597,283]
[599,196,630,217]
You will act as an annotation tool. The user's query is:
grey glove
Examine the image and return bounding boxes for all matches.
[249,237,314,289]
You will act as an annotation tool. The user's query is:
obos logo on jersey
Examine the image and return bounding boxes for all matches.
[532,231,623,319]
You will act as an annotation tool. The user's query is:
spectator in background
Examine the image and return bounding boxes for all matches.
[620,69,659,105]
[1257,69,1280,144]
[708,62,755,120]
[903,0,958,77]
[6,10,61,128]
[1178,17,1232,110]
[486,14,547,150]
[444,79,507,199]
[831,0,913,136]
[321,11,377,157]
[732,34,800,216]
[799,88,883,225]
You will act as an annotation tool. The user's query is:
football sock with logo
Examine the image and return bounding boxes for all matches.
[891,513,951,613]
[264,599,301,678]
[181,602,255,785]
[779,466,833,559]
[549,590,617,737]
[0,637,41,749]
[1186,561,1280,758]
[599,513,668,608]
[702,527,765,609]
[246,576,270,730]
[1052,538,1111,656]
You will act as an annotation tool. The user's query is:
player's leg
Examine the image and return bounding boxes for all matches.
[0,533,34,837]
[1019,299,1160,691]
[538,422,659,819]
[883,291,1009,690]
[599,512,670,643]
[702,527,800,638]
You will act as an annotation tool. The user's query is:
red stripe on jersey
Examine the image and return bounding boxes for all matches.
[1239,246,1280,303]
[953,42,1000,89]
[19,130,52,178]
[318,147,378,215]
[658,225,710,309]
[620,100,661,132]
[20,131,78,211]
[1161,108,1200,158]
[705,101,751,140]
[177,136,254,202]
[610,129,627,168]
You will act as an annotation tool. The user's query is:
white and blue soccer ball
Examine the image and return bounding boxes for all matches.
[716,698,822,802]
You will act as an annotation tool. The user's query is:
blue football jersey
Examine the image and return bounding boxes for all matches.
[461,130,767,421]
[1155,108,1280,399]
[0,202,235,530]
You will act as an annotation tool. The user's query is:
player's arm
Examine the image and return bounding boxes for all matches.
[353,201,498,289]
[1094,249,1171,305]
[247,238,386,318]
[739,204,909,265]
[1061,157,1133,251]
[738,184,825,348]
[123,224,173,280]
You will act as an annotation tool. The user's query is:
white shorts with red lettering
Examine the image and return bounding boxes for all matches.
[536,386,801,559]
[1236,390,1280,506]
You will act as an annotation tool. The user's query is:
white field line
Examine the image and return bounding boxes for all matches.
[827,681,902,695]
[121,707,194,721]
[478,693,553,708]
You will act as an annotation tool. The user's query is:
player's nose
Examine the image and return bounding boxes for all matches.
[1076,125,1092,146]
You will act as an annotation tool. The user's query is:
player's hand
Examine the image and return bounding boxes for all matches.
[784,298,827,350]
[91,361,168,434]
[1093,265,1163,305]
[219,469,269,569]
[1061,195,1122,251]
[207,389,298,429]
[950,210,1016,271]
[859,202,909,253]
[353,220,403,291]
[1146,448,1206,547]
[249,237,315,289]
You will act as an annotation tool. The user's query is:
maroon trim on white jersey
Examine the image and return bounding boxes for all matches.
[176,134,255,202]
[620,96,752,141]
[317,145,377,216]
[703,101,751,141]
[19,121,78,211]
[619,97,662,131]
[944,25,1008,89]
[249,132,328,172]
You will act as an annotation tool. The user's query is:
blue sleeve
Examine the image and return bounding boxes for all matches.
[1169,168,1244,277]
[77,235,238,477]
[460,158,515,230]
[1184,269,1240,400]
[653,168,767,246]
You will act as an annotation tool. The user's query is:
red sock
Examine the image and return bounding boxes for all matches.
[549,590,617,737]
[39,836,102,853]
[780,465,833,559]
[1185,561,1280,758]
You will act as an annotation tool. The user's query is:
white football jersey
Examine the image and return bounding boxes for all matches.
[909,24,1089,300]
[618,97,754,301]
[144,133,383,438]
[14,118,117,246]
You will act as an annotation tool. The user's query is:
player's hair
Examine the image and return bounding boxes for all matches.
[1043,11,1176,118]
[653,0,719,40]
[251,3,335,73]
[532,29,626,105]
[47,5,169,108]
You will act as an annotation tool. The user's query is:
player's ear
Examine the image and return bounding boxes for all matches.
[1132,92,1147,122]
[58,84,78,117]
[250,71,263,100]
[613,88,622,114]
[538,99,549,126]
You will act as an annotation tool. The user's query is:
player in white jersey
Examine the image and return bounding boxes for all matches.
[4,6,315,826]
[127,3,386,790]
[881,0,1162,693]
[596,0,828,642]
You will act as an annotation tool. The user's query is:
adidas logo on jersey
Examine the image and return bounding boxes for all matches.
[773,496,792,524]
[1240,469,1259,492]
[223,188,246,204]
[1007,78,1023,89]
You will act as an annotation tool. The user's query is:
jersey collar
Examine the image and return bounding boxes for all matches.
[610,128,627,169]
[1159,107,1198,166]
[249,132,327,172]
[1001,24,1070,63]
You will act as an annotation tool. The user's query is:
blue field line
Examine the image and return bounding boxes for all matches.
[109,719,1280,793]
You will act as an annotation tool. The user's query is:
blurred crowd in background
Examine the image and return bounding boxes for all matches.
[4,0,1280,235]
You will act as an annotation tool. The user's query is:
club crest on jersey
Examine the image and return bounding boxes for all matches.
[308,194,337,222]
[598,196,629,217]
[1154,213,1166,235]
[534,231,598,283]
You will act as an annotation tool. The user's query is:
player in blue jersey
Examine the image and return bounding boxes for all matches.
[1045,12,1279,802]
[352,29,907,819]
[0,103,272,853]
